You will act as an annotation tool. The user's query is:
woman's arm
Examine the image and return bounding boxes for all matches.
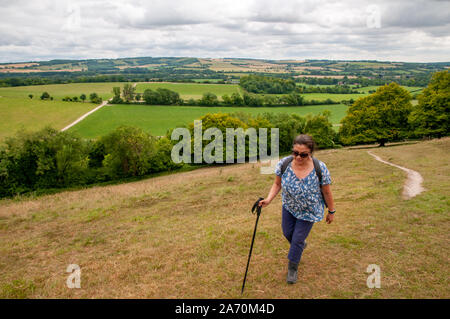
[321,184,335,224]
[258,176,282,208]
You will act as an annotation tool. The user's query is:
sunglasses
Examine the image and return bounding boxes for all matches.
[292,150,310,158]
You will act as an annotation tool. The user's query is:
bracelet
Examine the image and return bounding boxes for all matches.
[328,209,336,214]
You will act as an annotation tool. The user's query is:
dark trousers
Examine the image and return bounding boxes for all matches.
[282,206,314,264]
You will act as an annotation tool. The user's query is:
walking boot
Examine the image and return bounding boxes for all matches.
[286,260,299,284]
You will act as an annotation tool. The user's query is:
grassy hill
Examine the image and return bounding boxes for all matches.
[0,137,448,298]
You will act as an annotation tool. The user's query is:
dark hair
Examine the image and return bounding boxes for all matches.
[293,134,316,153]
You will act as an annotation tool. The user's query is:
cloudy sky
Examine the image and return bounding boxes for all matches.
[1,0,449,63]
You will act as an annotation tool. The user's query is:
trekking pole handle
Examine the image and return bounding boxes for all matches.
[251,197,264,216]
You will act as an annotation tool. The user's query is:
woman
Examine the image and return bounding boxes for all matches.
[258,134,336,284]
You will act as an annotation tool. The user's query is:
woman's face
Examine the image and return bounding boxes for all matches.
[292,143,312,165]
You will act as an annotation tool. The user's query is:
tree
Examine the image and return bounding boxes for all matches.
[156,88,181,105]
[339,83,413,146]
[89,93,102,104]
[222,94,232,105]
[261,113,307,153]
[122,83,135,102]
[231,92,244,106]
[143,89,160,105]
[110,87,123,104]
[99,126,156,177]
[0,126,89,197]
[282,93,304,106]
[112,87,121,98]
[199,92,219,106]
[304,111,336,149]
[28,94,33,99]
[80,94,86,102]
[135,93,142,101]
[409,70,449,138]
[40,92,50,100]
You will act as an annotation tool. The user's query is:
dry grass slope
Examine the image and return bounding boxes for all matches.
[0,138,449,298]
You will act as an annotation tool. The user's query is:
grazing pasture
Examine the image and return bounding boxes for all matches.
[67,104,348,139]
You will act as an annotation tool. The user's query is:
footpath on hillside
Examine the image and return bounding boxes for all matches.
[367,151,425,199]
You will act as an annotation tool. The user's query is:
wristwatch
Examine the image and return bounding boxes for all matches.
[328,209,336,214]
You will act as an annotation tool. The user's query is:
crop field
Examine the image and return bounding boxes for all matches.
[67,104,348,139]
[0,96,98,142]
[0,82,124,101]
[0,138,448,298]
[0,83,128,142]
[135,82,243,100]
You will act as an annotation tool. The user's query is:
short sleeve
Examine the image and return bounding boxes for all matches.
[274,156,290,176]
[319,161,332,185]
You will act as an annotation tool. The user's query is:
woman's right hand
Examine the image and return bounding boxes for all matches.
[258,198,271,208]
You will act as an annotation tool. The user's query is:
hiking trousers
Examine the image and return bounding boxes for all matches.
[282,206,314,264]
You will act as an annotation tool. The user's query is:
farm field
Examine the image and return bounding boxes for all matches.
[0,137,448,298]
[0,82,123,142]
[67,104,348,139]
[0,96,99,142]
[0,82,124,101]
[0,82,424,143]
[135,82,243,100]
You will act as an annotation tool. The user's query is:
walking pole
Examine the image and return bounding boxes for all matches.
[241,197,264,295]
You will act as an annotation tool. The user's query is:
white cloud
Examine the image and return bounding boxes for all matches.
[0,0,449,62]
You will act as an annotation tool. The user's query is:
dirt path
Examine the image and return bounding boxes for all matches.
[60,99,111,132]
[367,151,425,199]
[61,83,137,132]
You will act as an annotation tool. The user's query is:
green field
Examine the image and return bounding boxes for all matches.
[301,93,367,102]
[67,104,348,139]
[0,83,130,142]
[356,86,424,94]
[0,82,424,143]
[0,82,125,101]
[135,82,242,100]
[0,96,99,142]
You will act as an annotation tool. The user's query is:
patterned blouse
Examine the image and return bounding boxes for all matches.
[275,156,332,222]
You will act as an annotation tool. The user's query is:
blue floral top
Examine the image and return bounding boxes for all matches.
[275,156,332,222]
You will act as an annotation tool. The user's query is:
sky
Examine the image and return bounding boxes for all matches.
[0,0,449,63]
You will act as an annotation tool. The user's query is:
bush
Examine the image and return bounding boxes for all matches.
[40,92,50,100]
[199,92,219,106]
[89,92,102,104]
[98,126,157,178]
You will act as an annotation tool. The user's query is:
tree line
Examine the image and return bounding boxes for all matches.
[109,84,340,107]
[239,75,296,94]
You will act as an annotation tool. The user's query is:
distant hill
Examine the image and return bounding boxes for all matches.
[1,57,449,87]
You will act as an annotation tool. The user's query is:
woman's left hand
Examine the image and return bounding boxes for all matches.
[326,213,334,224]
